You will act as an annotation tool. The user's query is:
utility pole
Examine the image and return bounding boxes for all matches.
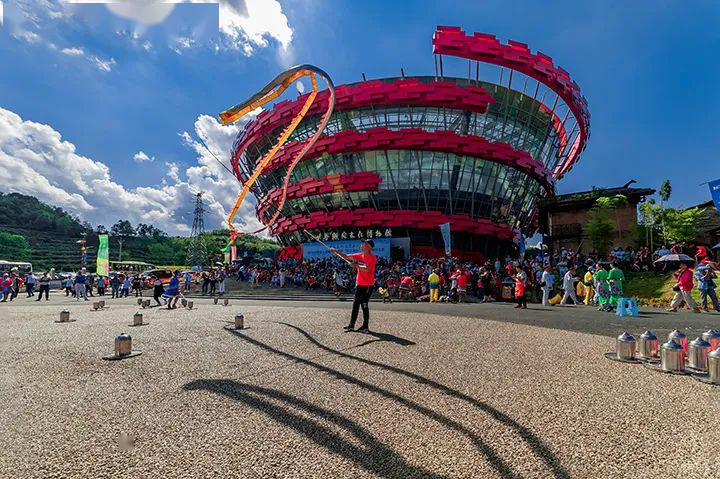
[118,237,124,262]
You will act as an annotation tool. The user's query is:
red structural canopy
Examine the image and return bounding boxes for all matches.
[432,25,590,178]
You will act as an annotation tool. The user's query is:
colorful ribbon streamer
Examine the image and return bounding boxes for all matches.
[219,64,335,247]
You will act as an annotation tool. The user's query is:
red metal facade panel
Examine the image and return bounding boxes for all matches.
[256,172,382,220]
[271,208,515,240]
[254,127,554,194]
[432,26,589,178]
[231,79,496,175]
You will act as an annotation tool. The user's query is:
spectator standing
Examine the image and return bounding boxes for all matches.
[183,271,192,293]
[36,271,50,301]
[121,276,131,297]
[96,276,106,296]
[217,270,226,296]
[540,266,555,306]
[25,272,36,297]
[695,266,720,312]
[74,271,88,301]
[109,275,120,298]
[514,264,527,309]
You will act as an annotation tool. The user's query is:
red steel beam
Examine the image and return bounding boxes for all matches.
[256,172,382,220]
[246,127,554,194]
[232,78,496,177]
[271,208,516,240]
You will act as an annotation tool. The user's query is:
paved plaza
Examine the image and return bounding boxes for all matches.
[1,296,720,478]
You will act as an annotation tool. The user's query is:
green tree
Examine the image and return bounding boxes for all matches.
[586,195,628,257]
[660,207,704,244]
[0,231,31,260]
[659,180,672,203]
[110,220,136,237]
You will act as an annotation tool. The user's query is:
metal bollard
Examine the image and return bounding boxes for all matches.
[637,331,659,360]
[661,339,685,373]
[92,302,100,310]
[115,333,132,357]
[187,300,194,309]
[223,298,229,306]
[181,298,187,307]
[616,332,636,360]
[668,330,687,351]
[137,298,143,305]
[99,300,105,308]
[708,349,720,385]
[214,297,219,305]
[701,329,720,351]
[59,310,71,322]
[144,300,151,308]
[133,312,144,326]
[688,337,711,372]
[235,314,244,329]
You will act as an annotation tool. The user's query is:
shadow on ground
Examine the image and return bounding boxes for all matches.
[183,325,572,478]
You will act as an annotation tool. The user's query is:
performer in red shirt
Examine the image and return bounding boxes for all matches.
[330,239,377,333]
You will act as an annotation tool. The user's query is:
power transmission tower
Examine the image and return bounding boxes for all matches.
[186,192,208,270]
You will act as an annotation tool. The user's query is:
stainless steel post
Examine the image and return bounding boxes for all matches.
[616,332,636,360]
[661,339,685,373]
[638,331,659,359]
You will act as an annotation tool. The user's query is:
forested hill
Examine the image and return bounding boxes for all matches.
[0,192,278,271]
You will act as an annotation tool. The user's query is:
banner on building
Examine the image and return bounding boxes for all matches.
[513,230,526,257]
[231,245,237,262]
[96,235,109,276]
[302,238,391,260]
[439,223,451,256]
[709,178,720,213]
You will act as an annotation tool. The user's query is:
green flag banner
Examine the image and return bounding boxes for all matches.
[96,234,109,276]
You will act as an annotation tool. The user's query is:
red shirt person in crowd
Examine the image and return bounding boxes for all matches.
[330,239,377,333]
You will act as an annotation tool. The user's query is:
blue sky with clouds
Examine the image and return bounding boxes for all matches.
[1,0,719,235]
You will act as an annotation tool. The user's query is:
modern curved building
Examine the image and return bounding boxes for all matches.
[231,26,590,262]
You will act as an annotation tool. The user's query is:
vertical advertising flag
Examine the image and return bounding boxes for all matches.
[439,222,451,256]
[708,178,720,213]
[96,235,109,276]
[231,246,237,262]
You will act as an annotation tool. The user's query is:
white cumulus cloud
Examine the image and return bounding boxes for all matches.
[60,46,85,56]
[64,0,293,54]
[133,151,154,163]
[0,107,263,236]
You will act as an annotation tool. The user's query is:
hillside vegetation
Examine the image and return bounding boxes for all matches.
[0,192,278,271]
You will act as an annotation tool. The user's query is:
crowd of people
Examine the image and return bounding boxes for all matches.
[1,241,717,313]
[224,242,719,313]
[0,267,227,310]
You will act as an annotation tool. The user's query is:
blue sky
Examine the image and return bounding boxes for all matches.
[1,0,719,234]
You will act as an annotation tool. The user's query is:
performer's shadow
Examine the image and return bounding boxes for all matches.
[352,329,416,346]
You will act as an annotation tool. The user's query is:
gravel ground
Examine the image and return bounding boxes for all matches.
[1,297,719,478]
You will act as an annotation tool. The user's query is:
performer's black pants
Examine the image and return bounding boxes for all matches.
[350,285,373,329]
[37,285,49,300]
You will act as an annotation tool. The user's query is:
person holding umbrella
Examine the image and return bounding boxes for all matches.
[695,264,719,312]
[667,263,701,313]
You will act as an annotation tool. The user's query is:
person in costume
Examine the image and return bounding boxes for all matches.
[583,266,595,305]
[594,263,611,311]
[608,263,625,306]
[428,269,440,303]
[162,270,181,309]
[330,239,377,333]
